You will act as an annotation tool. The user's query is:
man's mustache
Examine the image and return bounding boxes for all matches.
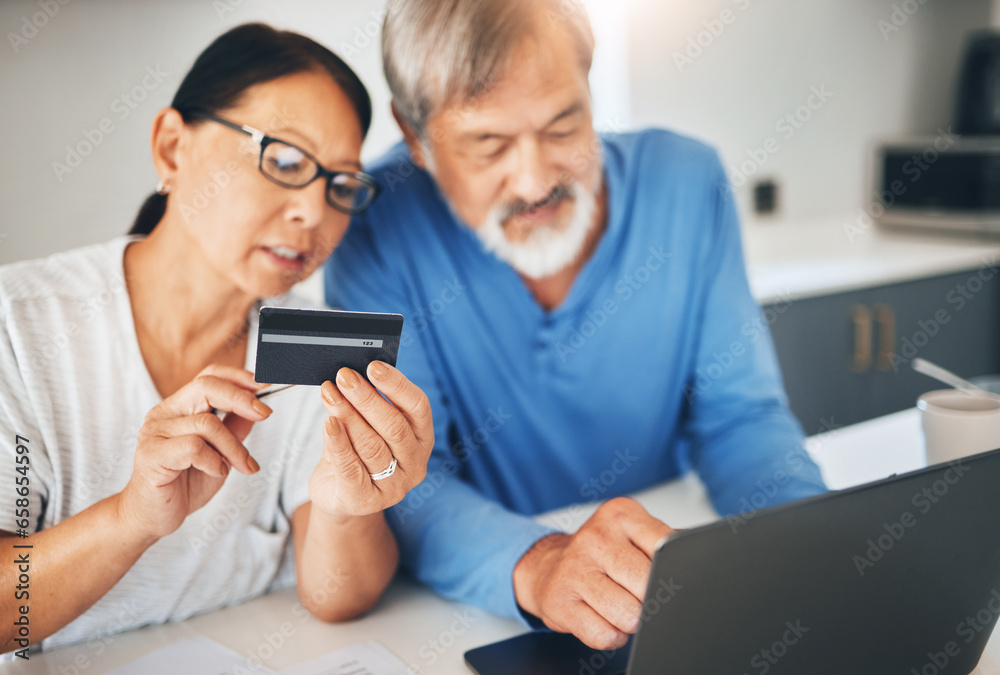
[499,184,574,223]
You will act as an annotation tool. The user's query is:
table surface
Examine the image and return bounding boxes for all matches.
[7,408,1000,674]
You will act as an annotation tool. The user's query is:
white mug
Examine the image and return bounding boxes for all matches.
[918,389,1000,466]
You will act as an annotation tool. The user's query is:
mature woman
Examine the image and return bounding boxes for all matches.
[0,24,432,657]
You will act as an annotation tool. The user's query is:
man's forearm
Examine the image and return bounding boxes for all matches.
[694,409,826,518]
[389,475,558,620]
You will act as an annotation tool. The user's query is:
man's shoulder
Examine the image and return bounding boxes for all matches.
[341,143,450,259]
[367,140,414,174]
[366,142,437,205]
[603,128,723,177]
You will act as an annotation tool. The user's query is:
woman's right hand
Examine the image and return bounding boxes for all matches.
[117,365,271,540]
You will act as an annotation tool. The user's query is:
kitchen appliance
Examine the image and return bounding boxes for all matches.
[956,31,1000,135]
[872,31,1000,237]
[872,135,1000,236]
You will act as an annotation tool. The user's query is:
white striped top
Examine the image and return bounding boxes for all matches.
[0,236,326,658]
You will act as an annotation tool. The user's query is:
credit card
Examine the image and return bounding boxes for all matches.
[254,307,404,386]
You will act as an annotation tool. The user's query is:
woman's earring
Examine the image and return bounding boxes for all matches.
[156,180,171,195]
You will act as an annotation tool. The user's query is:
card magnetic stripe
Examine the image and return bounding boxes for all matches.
[259,308,400,335]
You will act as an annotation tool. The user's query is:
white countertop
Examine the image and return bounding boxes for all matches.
[9,408,1000,675]
[743,217,1000,304]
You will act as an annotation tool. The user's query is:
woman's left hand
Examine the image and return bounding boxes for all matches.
[308,360,434,519]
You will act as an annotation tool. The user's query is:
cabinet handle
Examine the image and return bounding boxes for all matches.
[851,305,873,373]
[875,304,896,371]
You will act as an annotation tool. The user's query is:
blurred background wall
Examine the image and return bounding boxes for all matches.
[0,0,992,267]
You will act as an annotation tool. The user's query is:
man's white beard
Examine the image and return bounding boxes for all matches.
[475,181,597,279]
[419,140,598,279]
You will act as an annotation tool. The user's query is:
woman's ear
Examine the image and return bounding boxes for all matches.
[150,107,186,190]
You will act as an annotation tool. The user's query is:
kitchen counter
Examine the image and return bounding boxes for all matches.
[743,217,1000,304]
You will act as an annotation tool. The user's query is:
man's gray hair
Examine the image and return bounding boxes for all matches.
[382,0,595,139]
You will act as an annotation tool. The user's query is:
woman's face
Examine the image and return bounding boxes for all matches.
[164,69,364,298]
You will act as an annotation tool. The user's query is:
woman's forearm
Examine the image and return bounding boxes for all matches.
[293,504,399,622]
[1,493,158,653]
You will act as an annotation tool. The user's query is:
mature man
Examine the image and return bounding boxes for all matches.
[325,0,827,650]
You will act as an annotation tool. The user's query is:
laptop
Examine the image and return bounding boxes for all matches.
[465,446,1000,675]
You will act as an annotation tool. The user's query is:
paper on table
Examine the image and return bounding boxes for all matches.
[280,641,416,675]
[103,636,279,675]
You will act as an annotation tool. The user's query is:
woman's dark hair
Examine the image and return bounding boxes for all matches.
[129,23,372,235]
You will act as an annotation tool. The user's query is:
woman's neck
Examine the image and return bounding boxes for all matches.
[124,219,257,397]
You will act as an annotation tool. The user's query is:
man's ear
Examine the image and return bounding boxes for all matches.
[391,102,429,170]
[150,107,186,189]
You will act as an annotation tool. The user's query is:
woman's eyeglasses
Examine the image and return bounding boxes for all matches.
[188,112,379,214]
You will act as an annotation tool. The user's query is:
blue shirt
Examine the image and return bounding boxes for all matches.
[325,129,827,621]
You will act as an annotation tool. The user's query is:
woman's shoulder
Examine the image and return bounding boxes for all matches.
[0,236,138,308]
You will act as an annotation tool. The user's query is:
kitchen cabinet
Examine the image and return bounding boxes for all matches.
[765,267,1000,435]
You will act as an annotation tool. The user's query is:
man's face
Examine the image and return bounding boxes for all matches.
[416,25,603,278]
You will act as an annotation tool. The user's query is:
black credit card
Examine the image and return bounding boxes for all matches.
[254,307,403,386]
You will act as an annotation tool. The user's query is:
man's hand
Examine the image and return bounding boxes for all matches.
[513,497,674,650]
